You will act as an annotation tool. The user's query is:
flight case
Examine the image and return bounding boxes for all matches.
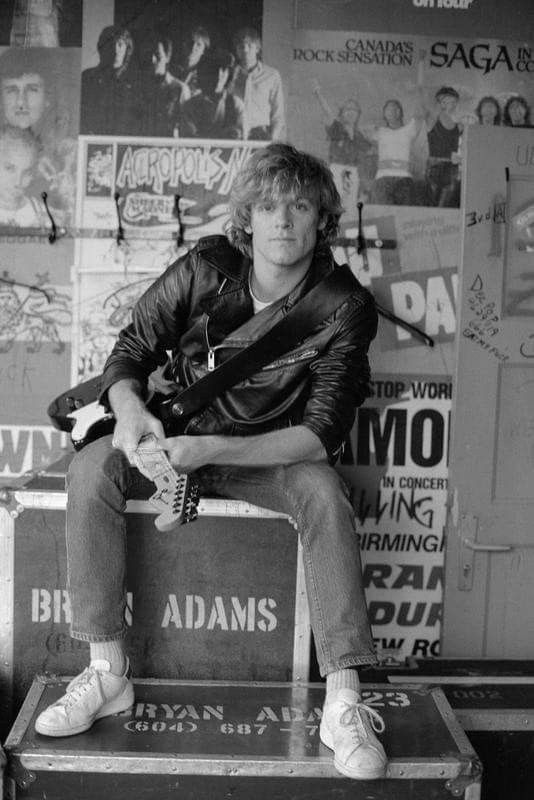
[4,678,482,800]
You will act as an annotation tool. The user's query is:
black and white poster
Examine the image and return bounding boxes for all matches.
[80,0,286,142]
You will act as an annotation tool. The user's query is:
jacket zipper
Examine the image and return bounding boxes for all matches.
[205,278,228,371]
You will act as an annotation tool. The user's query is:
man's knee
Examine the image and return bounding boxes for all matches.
[67,436,123,491]
[286,462,349,507]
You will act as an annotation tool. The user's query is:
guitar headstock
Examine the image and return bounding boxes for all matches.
[153,472,200,531]
[133,436,200,531]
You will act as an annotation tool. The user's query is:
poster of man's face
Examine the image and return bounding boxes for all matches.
[2,71,47,128]
[0,46,80,227]
[81,0,264,139]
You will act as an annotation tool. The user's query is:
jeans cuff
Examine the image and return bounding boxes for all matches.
[320,653,379,677]
[70,628,127,643]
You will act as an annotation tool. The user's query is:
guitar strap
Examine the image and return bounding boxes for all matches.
[163,263,359,421]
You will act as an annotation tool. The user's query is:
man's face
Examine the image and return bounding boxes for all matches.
[188,37,206,67]
[438,93,458,114]
[236,37,260,70]
[0,138,35,206]
[383,101,402,126]
[1,73,46,128]
[509,100,526,125]
[341,102,360,126]
[480,100,498,124]
[215,67,230,95]
[114,36,128,69]
[248,192,324,272]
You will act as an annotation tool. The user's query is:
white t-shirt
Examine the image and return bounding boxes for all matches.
[249,279,273,314]
[375,118,417,179]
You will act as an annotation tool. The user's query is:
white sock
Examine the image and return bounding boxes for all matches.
[326,668,360,701]
[89,640,126,676]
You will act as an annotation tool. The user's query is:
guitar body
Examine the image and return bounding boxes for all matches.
[47,376,184,450]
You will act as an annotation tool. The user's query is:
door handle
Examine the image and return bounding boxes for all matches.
[462,539,513,553]
[457,515,513,591]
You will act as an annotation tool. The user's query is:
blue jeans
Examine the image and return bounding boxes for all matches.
[66,434,377,676]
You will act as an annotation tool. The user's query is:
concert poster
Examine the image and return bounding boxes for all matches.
[336,372,451,658]
[74,136,266,271]
[289,30,533,212]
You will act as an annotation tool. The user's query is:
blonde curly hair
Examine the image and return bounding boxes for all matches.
[225,143,342,257]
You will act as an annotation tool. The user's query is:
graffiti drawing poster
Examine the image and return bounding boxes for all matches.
[0,273,71,417]
[75,137,263,271]
[336,372,451,658]
[73,270,156,383]
[0,250,71,475]
[0,46,80,229]
[289,30,533,213]
[0,238,72,427]
[81,0,286,143]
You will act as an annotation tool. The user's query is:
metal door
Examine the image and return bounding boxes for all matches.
[442,125,534,657]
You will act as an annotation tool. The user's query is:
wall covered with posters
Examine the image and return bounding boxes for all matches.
[0,0,532,660]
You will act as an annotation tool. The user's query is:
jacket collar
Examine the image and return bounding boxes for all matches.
[198,236,250,285]
[199,236,336,343]
[282,243,334,311]
[198,235,335,290]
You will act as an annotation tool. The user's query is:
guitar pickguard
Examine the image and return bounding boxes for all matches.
[67,401,115,448]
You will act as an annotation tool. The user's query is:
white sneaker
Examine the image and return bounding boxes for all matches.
[320,688,387,779]
[34,659,134,737]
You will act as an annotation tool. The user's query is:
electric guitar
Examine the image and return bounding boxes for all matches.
[47,374,183,451]
[48,377,199,531]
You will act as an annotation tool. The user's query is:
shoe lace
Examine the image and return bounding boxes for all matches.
[60,667,101,708]
[339,700,386,741]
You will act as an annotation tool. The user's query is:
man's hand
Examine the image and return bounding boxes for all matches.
[159,435,205,473]
[161,426,327,471]
[112,409,165,466]
[108,378,165,466]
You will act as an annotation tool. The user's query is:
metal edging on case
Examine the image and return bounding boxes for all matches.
[13,490,294,521]
[464,783,482,800]
[0,507,15,722]
[4,678,48,749]
[387,674,534,685]
[9,749,475,781]
[455,708,534,731]
[429,687,481,758]
[8,751,338,779]
[13,490,66,511]
[292,539,311,682]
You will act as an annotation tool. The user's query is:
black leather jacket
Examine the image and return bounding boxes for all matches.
[100,235,378,463]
